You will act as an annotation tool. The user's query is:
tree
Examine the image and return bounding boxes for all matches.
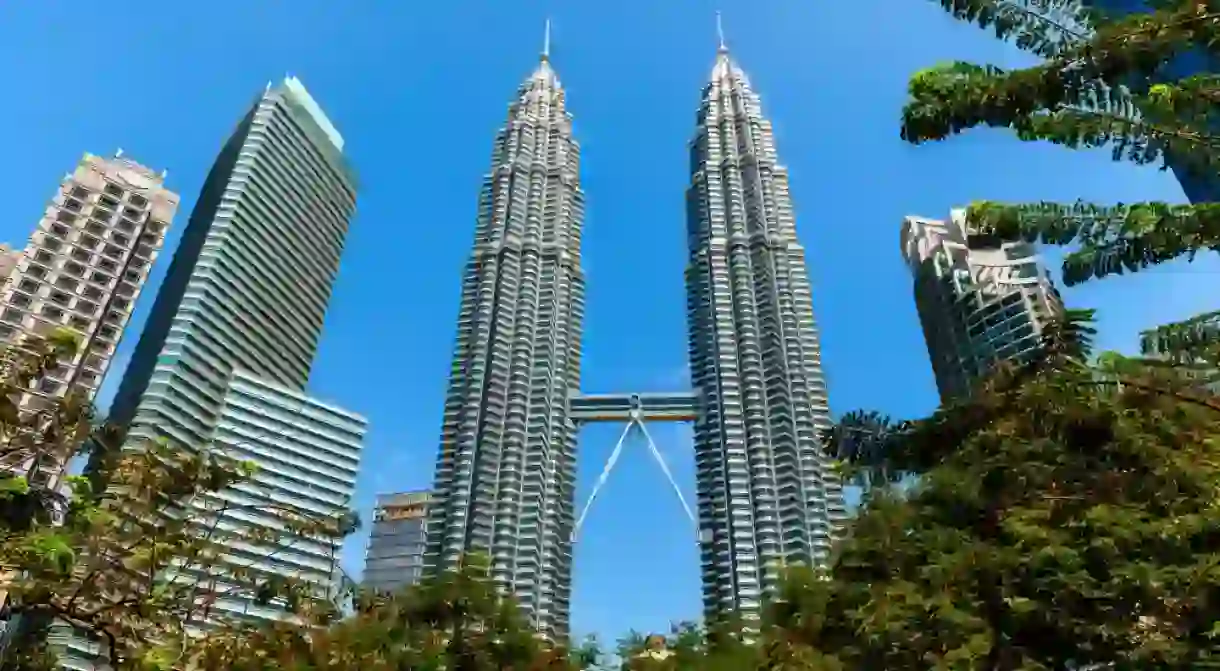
[802,309,1220,668]
[181,553,588,671]
[0,328,354,670]
[1,435,353,670]
[903,0,1220,354]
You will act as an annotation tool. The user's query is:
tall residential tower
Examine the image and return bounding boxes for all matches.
[0,153,177,486]
[684,37,845,623]
[424,38,585,638]
[902,210,1064,401]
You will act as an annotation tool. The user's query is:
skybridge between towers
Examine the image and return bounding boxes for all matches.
[568,392,700,541]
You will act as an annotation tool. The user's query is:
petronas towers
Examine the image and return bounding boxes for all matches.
[425,27,842,638]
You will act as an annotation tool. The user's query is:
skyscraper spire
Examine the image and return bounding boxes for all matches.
[542,18,552,61]
[715,11,727,53]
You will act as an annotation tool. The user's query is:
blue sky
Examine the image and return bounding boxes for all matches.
[2,0,1216,644]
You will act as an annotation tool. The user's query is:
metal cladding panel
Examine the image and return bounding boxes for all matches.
[685,51,844,624]
[424,58,584,639]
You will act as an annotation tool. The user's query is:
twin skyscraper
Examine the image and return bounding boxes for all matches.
[425,27,844,638]
[1,23,845,660]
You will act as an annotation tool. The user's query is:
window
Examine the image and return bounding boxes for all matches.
[42,238,62,252]
[128,258,146,270]
[139,233,158,246]
[112,233,130,246]
[147,220,165,234]
[103,245,123,260]
[27,266,46,279]
[11,294,29,307]
[70,249,90,263]
[123,270,140,283]
[64,199,83,212]
[64,262,84,277]
[70,186,88,199]
[129,194,148,208]
[56,211,77,224]
[82,287,103,300]
[0,325,14,340]
[93,209,113,223]
[2,308,22,323]
[105,311,122,325]
[79,235,100,250]
[104,184,124,198]
[40,305,64,319]
[100,195,120,209]
[117,220,135,233]
[50,223,69,237]
[55,278,78,292]
[38,378,59,395]
[84,355,102,370]
[34,250,52,263]
[99,259,118,272]
[91,272,111,285]
[77,300,98,315]
[70,317,89,331]
[80,372,98,385]
[49,291,70,306]
[18,279,38,293]
[86,222,105,236]
[112,297,130,310]
[98,326,116,339]
[122,207,140,220]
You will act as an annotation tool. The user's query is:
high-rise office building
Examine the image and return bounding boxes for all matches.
[902,210,1064,401]
[364,490,432,593]
[0,152,177,486]
[424,38,584,639]
[51,77,368,669]
[109,73,363,606]
[684,38,844,623]
[425,27,845,637]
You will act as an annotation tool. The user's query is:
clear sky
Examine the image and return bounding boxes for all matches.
[1,0,1216,644]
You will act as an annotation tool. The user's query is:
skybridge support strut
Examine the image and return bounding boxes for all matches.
[570,391,699,540]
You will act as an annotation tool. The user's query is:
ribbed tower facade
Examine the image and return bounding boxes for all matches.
[425,45,585,638]
[684,44,845,623]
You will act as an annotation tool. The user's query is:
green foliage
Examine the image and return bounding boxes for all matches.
[903,0,1220,300]
[1140,309,1220,365]
[183,553,584,670]
[781,353,1220,668]
[936,0,1096,56]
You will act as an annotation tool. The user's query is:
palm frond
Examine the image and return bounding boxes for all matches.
[821,410,911,489]
[901,13,1220,159]
[1140,310,1220,365]
[929,0,1093,58]
[964,200,1220,285]
[1041,307,1097,362]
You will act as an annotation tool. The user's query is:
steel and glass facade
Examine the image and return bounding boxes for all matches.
[110,77,356,434]
[54,77,365,671]
[684,46,845,624]
[424,50,585,639]
[364,491,432,593]
[902,211,1064,401]
[425,39,850,635]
